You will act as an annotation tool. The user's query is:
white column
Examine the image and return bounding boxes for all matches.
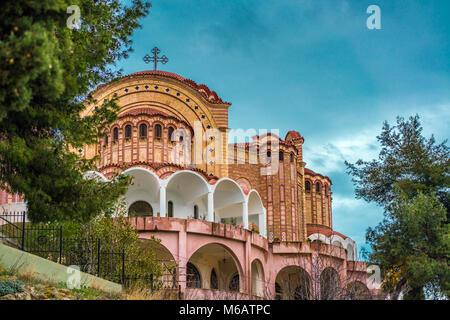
[258,208,267,238]
[262,208,267,238]
[243,201,249,229]
[207,191,214,222]
[159,185,166,217]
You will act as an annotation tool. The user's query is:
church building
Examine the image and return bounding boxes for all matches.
[0,69,375,300]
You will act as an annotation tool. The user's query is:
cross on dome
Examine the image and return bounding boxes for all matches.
[143,46,168,70]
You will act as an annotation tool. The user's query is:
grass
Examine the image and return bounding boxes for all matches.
[0,264,180,300]
[122,285,180,300]
[0,264,121,300]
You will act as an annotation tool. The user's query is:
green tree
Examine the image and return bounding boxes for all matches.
[346,115,450,299]
[367,189,449,299]
[0,0,152,222]
[55,202,170,289]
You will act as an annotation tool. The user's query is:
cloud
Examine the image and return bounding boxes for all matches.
[332,195,364,210]
[332,194,383,254]
[303,129,380,175]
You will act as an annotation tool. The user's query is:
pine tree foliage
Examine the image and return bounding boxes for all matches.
[0,0,151,222]
[346,115,449,299]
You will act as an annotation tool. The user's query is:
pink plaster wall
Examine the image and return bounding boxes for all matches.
[132,217,374,299]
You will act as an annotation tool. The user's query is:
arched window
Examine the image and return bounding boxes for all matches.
[324,185,328,196]
[139,123,147,138]
[168,201,173,217]
[305,181,311,192]
[128,201,153,217]
[104,135,108,146]
[154,124,162,139]
[113,127,119,141]
[266,151,271,163]
[186,262,201,288]
[279,151,284,161]
[210,269,218,290]
[229,273,240,292]
[124,125,132,139]
[290,153,294,162]
[194,205,199,219]
[316,182,321,193]
[168,127,174,141]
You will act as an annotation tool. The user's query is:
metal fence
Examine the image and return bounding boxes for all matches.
[0,211,180,295]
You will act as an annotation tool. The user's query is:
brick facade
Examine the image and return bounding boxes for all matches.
[2,71,335,245]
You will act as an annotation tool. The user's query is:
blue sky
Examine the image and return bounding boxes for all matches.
[116,0,450,255]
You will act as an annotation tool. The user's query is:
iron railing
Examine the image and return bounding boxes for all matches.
[0,211,180,294]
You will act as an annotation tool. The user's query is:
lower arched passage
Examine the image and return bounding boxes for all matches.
[344,281,371,300]
[275,266,311,300]
[320,267,341,300]
[138,239,177,288]
[186,243,243,293]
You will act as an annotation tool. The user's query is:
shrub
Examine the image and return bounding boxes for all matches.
[0,280,24,297]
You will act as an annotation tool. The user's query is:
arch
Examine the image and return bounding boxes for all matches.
[124,124,132,139]
[251,259,265,297]
[87,71,222,130]
[138,239,177,288]
[122,166,160,182]
[235,177,252,195]
[247,190,266,237]
[247,190,264,212]
[275,265,311,300]
[344,281,371,300]
[83,170,109,182]
[315,181,321,193]
[121,167,160,216]
[320,267,341,300]
[332,240,343,248]
[308,233,329,244]
[213,178,246,226]
[305,180,311,192]
[154,123,162,139]
[308,233,358,260]
[187,243,243,293]
[139,123,148,138]
[166,170,210,219]
[128,200,153,217]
